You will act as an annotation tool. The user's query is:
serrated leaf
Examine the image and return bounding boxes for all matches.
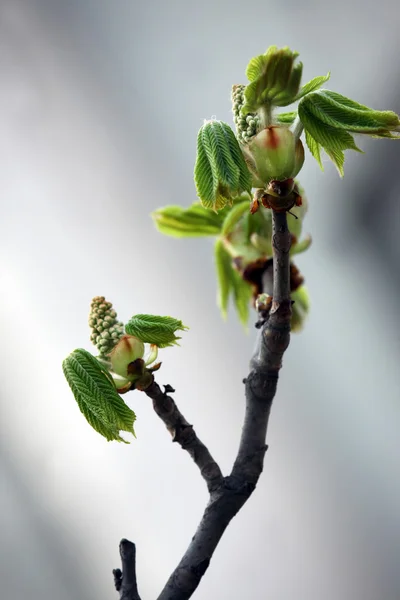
[273,62,303,106]
[299,97,362,176]
[294,72,330,101]
[305,129,323,170]
[231,268,252,328]
[62,349,136,443]
[152,203,223,238]
[194,120,252,211]
[301,90,400,136]
[221,200,250,236]
[125,314,188,348]
[242,46,301,113]
[214,238,234,319]
[276,111,297,125]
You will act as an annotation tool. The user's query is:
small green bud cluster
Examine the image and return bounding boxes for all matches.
[231,84,259,144]
[89,296,124,356]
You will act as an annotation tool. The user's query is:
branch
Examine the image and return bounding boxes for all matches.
[144,381,224,492]
[154,210,292,600]
[113,539,141,600]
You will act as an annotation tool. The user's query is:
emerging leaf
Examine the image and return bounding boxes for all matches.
[242,46,303,113]
[276,111,297,125]
[301,90,400,135]
[221,200,250,236]
[214,238,234,318]
[294,73,330,101]
[125,314,188,348]
[194,120,252,211]
[62,349,136,443]
[152,203,223,238]
[231,268,252,328]
[299,89,400,175]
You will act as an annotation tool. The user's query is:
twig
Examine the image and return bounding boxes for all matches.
[113,539,141,600]
[154,210,292,600]
[144,380,224,492]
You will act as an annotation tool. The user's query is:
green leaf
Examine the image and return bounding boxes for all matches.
[221,200,250,236]
[62,349,136,443]
[276,111,297,125]
[291,234,312,256]
[294,72,330,101]
[214,238,234,319]
[299,89,400,174]
[273,62,303,106]
[231,268,252,327]
[125,315,188,348]
[301,90,400,135]
[194,120,252,212]
[152,203,223,238]
[305,129,323,170]
[299,98,362,176]
[242,46,301,113]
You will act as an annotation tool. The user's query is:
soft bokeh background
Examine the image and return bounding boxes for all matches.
[1,1,399,598]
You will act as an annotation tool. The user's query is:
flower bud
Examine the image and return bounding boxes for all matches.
[247,126,304,185]
[110,335,145,378]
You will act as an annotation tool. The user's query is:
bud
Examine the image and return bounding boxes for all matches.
[246,126,304,185]
[110,335,145,379]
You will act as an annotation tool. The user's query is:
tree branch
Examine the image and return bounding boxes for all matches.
[113,539,141,600]
[144,381,224,492]
[154,209,292,600]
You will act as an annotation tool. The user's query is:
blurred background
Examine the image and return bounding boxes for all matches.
[0,1,399,598]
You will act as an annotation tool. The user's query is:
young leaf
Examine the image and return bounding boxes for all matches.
[276,111,297,125]
[152,203,223,238]
[231,268,252,328]
[125,315,188,348]
[301,90,400,136]
[294,73,330,101]
[221,200,250,236]
[62,349,136,443]
[194,120,252,211]
[299,99,362,176]
[242,46,302,113]
[305,129,323,170]
[214,238,234,318]
[291,235,312,256]
[291,285,310,332]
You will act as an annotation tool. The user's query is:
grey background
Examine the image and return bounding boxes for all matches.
[0,1,399,599]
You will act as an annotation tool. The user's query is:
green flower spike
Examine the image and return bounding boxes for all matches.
[231,84,260,145]
[194,119,252,211]
[89,296,124,357]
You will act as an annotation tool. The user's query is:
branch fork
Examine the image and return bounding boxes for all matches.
[115,210,292,600]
